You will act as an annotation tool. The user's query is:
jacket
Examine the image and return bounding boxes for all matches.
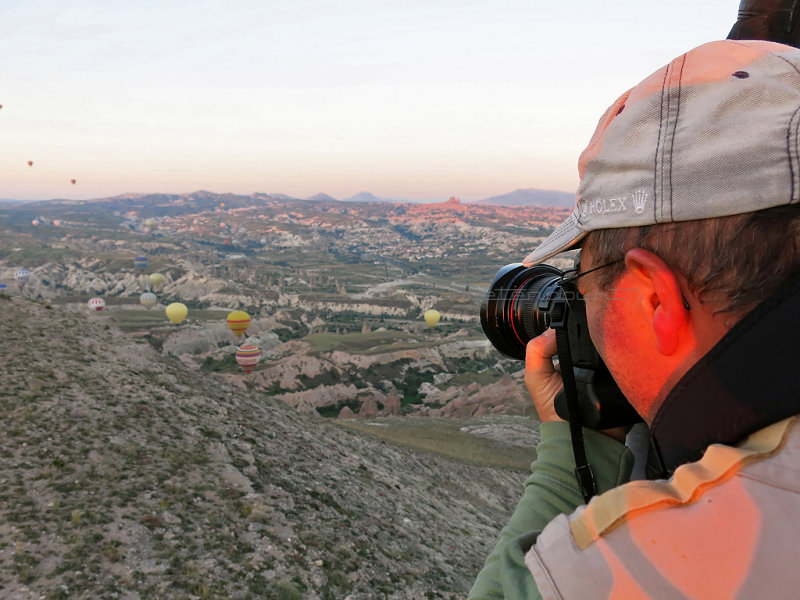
[528,416,800,599]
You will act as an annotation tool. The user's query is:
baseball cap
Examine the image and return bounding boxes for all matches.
[524,39,800,266]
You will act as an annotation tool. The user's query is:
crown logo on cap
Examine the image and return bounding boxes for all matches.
[632,189,648,215]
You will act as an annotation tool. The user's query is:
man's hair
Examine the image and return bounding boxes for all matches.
[584,204,800,318]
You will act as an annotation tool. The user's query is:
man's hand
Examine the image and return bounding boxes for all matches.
[526,329,631,443]
[524,329,565,423]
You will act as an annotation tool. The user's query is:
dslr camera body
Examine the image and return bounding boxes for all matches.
[480,262,640,430]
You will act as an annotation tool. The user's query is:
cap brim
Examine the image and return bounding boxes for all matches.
[522,210,586,266]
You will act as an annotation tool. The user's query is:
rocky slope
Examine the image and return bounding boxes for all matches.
[0,296,539,599]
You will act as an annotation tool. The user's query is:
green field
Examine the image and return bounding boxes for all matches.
[305,329,459,355]
[106,308,231,331]
[335,416,537,472]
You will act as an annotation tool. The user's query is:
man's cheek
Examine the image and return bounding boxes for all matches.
[584,299,606,359]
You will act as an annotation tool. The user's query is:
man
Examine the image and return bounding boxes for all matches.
[469,38,800,599]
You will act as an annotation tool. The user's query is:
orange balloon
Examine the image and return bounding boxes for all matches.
[27,160,33,167]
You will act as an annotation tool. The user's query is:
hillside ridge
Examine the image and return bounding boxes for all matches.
[0,296,537,599]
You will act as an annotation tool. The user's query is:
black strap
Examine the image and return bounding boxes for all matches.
[728,0,800,47]
[551,299,597,503]
[651,268,800,473]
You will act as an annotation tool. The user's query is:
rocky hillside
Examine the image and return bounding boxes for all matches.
[0,296,540,599]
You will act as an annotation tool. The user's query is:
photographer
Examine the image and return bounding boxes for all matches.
[469,38,800,599]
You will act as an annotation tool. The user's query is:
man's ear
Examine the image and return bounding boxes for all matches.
[624,248,690,356]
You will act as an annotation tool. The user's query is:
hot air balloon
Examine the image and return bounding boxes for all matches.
[31,219,40,226]
[149,273,165,290]
[226,310,250,337]
[424,309,441,327]
[27,160,33,167]
[139,292,157,308]
[165,302,187,324]
[14,268,30,289]
[88,297,105,311]
[144,218,157,228]
[70,179,76,185]
[235,344,261,373]
[134,256,148,270]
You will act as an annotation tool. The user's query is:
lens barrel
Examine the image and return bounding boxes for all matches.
[480,263,563,360]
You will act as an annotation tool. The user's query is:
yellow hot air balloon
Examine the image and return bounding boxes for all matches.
[165,302,188,324]
[149,272,165,290]
[424,309,441,327]
[226,310,250,337]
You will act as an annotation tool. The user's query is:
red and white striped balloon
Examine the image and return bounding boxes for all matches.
[88,297,105,311]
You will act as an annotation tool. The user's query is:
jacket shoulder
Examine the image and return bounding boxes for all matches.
[527,417,800,600]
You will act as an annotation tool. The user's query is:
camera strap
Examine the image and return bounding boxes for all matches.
[551,299,597,503]
[651,266,800,474]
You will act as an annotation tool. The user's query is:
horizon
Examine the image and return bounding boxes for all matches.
[1,1,737,202]
[0,185,576,205]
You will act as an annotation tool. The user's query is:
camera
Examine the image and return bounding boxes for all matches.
[480,263,641,429]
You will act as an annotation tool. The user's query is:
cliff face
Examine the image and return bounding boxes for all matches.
[0,296,535,599]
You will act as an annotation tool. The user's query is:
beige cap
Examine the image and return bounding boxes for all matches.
[524,39,800,266]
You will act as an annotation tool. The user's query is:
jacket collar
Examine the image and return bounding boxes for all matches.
[650,269,800,475]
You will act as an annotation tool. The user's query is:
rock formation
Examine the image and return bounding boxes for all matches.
[359,395,379,418]
[337,406,356,419]
[382,387,402,416]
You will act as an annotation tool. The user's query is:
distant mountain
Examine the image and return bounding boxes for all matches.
[307,192,338,202]
[264,193,300,201]
[475,188,574,208]
[342,191,393,203]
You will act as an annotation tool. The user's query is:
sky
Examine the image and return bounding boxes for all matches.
[1,0,741,202]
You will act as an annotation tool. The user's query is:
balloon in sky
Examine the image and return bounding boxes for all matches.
[235,345,261,373]
[134,256,148,270]
[88,297,105,311]
[149,273,165,289]
[70,179,76,185]
[139,292,157,308]
[165,302,187,324]
[14,268,30,286]
[424,309,441,327]
[27,160,33,167]
[226,310,251,337]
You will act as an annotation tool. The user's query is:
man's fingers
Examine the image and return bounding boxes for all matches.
[524,329,565,423]
[525,329,557,373]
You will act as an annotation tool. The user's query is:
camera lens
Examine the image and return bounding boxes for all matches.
[480,263,564,360]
